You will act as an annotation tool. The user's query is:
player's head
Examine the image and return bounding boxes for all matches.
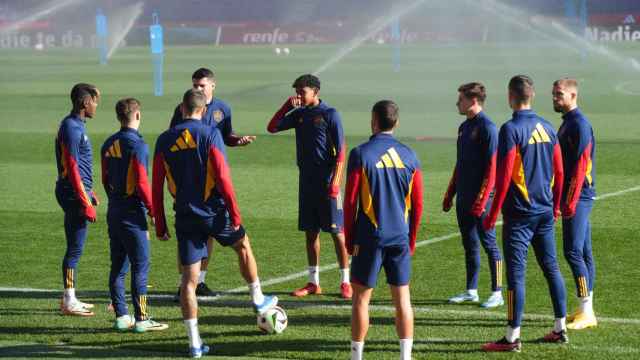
[115,98,141,128]
[508,75,535,109]
[457,82,486,116]
[192,68,215,101]
[181,89,207,119]
[552,78,578,114]
[371,100,399,134]
[292,74,320,106]
[70,83,100,118]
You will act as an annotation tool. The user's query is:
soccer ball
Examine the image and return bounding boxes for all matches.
[257,306,288,334]
[283,47,290,55]
[274,47,281,55]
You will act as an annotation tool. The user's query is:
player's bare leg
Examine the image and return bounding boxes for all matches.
[181,261,207,355]
[351,283,373,360]
[292,230,323,296]
[232,234,278,313]
[390,284,414,360]
[332,232,352,299]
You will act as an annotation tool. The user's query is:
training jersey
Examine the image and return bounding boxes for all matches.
[558,107,596,213]
[444,111,497,215]
[485,110,564,224]
[343,133,423,254]
[267,99,345,196]
[100,128,153,214]
[55,114,94,208]
[169,98,235,145]
[152,119,240,237]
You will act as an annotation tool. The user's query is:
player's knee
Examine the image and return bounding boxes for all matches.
[232,234,251,253]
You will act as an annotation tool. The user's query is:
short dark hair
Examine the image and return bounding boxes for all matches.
[192,68,215,81]
[70,83,98,111]
[182,89,207,114]
[372,100,399,131]
[458,82,487,104]
[115,98,141,123]
[292,74,320,90]
[553,77,578,90]
[508,75,535,104]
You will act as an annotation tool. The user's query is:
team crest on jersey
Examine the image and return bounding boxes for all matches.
[471,127,479,141]
[313,115,324,125]
[213,110,223,123]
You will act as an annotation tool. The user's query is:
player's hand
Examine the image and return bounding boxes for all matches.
[442,197,452,212]
[289,96,302,108]
[328,184,340,199]
[148,215,155,227]
[561,206,575,219]
[482,216,495,231]
[470,206,484,218]
[232,224,240,232]
[91,193,100,206]
[237,135,256,146]
[157,232,170,241]
[83,205,97,223]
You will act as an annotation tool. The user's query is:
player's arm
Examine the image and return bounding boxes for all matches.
[483,126,516,230]
[100,148,109,195]
[327,110,346,198]
[470,124,498,217]
[552,142,565,220]
[409,168,424,256]
[168,104,181,129]
[219,106,256,147]
[266,97,297,133]
[61,126,96,222]
[208,136,242,227]
[343,149,362,255]
[442,166,457,212]
[562,125,591,218]
[151,148,169,239]
[133,144,154,218]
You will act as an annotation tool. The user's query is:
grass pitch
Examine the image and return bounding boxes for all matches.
[1,44,639,359]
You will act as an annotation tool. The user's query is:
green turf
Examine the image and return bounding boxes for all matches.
[1,44,639,359]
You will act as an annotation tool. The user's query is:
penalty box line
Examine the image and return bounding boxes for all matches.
[223,185,640,294]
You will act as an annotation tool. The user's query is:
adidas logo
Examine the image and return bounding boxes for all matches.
[170,129,197,152]
[527,123,551,144]
[104,139,122,158]
[375,147,405,168]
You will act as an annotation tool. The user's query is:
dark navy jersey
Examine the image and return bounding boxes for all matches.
[485,110,564,224]
[169,98,233,145]
[152,119,241,237]
[267,99,346,197]
[445,112,497,215]
[558,108,596,212]
[344,133,423,254]
[55,114,94,208]
[100,128,153,214]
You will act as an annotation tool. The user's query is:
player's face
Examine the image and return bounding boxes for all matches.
[295,86,318,107]
[84,96,99,118]
[192,77,215,100]
[456,92,473,115]
[552,85,573,113]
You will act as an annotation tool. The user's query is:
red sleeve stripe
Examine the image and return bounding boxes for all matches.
[472,152,497,215]
[61,142,92,207]
[409,169,424,255]
[209,146,241,226]
[343,167,362,255]
[152,153,168,236]
[552,143,565,216]
[485,147,517,228]
[267,101,293,133]
[133,157,154,216]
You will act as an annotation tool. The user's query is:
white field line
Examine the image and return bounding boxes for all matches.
[225,185,640,293]
[1,287,638,326]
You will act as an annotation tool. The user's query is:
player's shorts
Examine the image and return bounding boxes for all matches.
[175,210,246,266]
[350,240,411,288]
[298,172,343,233]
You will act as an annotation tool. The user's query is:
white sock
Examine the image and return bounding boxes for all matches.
[467,289,478,297]
[399,339,413,360]
[249,279,265,305]
[184,318,202,348]
[340,268,350,284]
[505,326,520,343]
[350,341,364,360]
[581,295,594,315]
[198,270,207,284]
[554,317,566,332]
[309,266,320,285]
[64,288,76,302]
[491,290,502,298]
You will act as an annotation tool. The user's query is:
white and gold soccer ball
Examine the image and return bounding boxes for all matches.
[257,306,288,334]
